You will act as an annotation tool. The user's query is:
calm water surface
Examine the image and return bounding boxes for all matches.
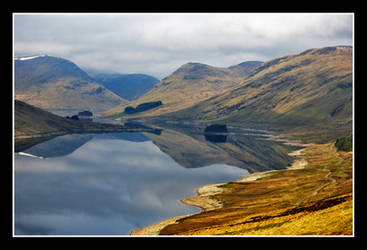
[14,132,251,235]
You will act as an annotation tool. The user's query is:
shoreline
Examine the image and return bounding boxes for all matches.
[14,127,160,140]
[130,145,309,236]
[14,126,162,145]
[129,183,226,236]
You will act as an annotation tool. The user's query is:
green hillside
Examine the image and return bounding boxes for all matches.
[161,46,352,143]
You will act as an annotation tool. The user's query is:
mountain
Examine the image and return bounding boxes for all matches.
[92,73,159,101]
[14,55,127,113]
[163,46,352,143]
[104,61,262,118]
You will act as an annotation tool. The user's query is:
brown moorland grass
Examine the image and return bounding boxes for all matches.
[159,143,353,235]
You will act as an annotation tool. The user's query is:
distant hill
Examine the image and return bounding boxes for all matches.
[14,55,127,113]
[92,73,159,101]
[104,61,262,118]
[164,46,352,143]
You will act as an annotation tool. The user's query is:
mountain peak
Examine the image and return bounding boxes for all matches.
[15,54,92,83]
[179,62,213,70]
[174,62,233,81]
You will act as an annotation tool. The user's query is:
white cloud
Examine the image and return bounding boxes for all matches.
[14,13,353,79]
[14,41,73,56]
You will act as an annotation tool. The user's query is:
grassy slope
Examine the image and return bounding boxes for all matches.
[159,143,353,235]
[14,100,134,137]
[15,99,79,136]
[162,46,352,143]
[104,62,262,118]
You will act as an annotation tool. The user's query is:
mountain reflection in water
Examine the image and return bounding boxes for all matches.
[144,125,301,173]
[14,125,301,235]
[18,125,301,172]
[20,132,150,159]
[204,134,227,143]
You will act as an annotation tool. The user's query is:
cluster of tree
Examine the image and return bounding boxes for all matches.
[65,115,80,120]
[124,101,162,114]
[65,110,93,121]
[335,135,352,152]
[78,110,93,117]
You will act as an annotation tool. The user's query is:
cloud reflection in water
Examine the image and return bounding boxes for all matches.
[14,134,249,235]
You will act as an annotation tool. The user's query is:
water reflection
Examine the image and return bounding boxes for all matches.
[145,126,301,172]
[14,125,301,235]
[204,134,227,143]
[14,133,249,235]
[21,133,150,159]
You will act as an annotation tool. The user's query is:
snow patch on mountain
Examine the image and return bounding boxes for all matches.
[15,54,47,61]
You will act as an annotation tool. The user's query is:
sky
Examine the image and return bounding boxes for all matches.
[13,13,353,79]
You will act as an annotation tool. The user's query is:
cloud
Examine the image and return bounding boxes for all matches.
[14,13,353,79]
[14,41,72,56]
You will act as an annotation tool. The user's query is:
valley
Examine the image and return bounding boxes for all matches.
[13,45,353,236]
[122,46,353,236]
[156,46,353,143]
[91,73,159,101]
[15,47,352,145]
[104,61,263,118]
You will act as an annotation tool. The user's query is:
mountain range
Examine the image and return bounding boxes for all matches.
[108,46,352,143]
[14,46,353,143]
[14,55,127,114]
[163,46,352,142]
[104,60,263,118]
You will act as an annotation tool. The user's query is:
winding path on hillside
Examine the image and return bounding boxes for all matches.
[295,144,338,206]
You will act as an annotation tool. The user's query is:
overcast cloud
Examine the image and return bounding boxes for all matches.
[13,13,353,79]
